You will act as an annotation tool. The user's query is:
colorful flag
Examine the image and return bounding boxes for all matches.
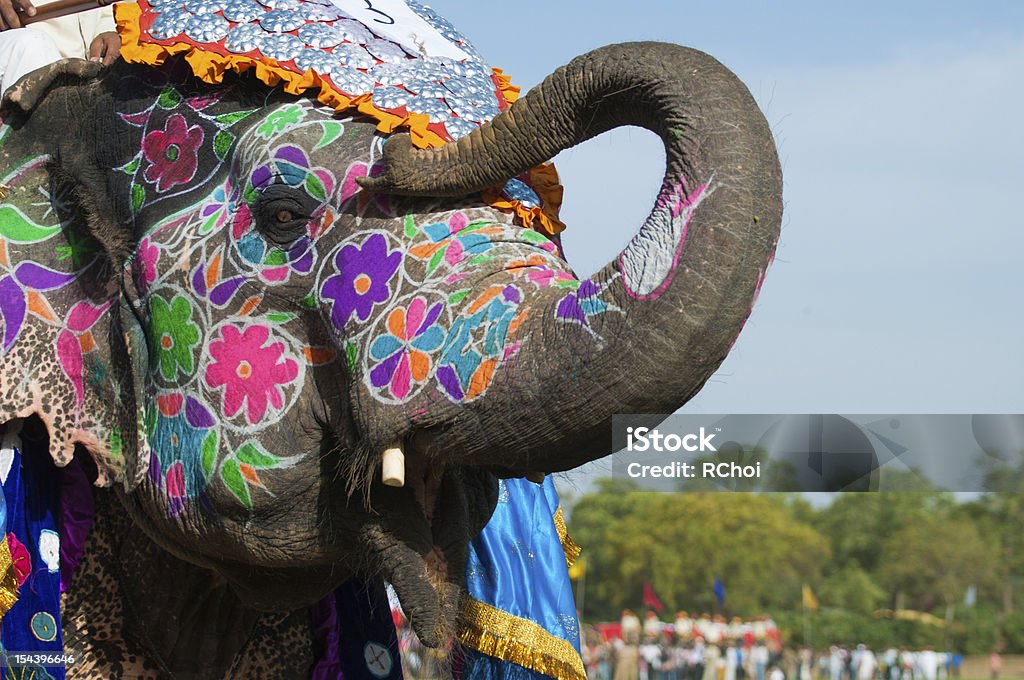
[802,584,819,612]
[643,580,664,612]
[713,577,726,606]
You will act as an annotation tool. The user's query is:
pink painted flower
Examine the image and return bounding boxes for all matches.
[205,324,299,424]
[134,238,159,291]
[142,114,204,193]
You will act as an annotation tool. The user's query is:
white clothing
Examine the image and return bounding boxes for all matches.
[857,650,877,680]
[917,651,939,680]
[0,6,115,93]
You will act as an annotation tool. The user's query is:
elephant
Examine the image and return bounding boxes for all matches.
[0,2,781,677]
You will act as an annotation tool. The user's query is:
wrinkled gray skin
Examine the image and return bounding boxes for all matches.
[0,41,780,677]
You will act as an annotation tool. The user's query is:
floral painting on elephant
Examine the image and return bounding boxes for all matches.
[0,0,781,676]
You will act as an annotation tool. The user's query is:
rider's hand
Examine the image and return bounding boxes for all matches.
[89,31,121,65]
[0,0,36,30]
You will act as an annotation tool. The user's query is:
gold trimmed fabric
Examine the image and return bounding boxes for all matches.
[553,506,581,568]
[458,596,587,680]
[0,537,20,618]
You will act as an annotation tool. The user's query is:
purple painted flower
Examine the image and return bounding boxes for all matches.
[0,262,78,351]
[321,234,402,331]
[555,280,609,328]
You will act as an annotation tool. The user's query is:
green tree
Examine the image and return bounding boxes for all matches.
[819,565,887,615]
[876,514,996,612]
[569,485,829,620]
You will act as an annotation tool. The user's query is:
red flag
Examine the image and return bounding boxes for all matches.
[642,580,664,612]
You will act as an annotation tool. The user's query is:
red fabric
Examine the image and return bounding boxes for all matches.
[642,580,664,612]
[6,533,31,586]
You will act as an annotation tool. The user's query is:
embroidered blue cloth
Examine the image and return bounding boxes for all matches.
[1,426,64,680]
[460,478,582,679]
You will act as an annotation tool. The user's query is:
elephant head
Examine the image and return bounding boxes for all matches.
[0,39,780,645]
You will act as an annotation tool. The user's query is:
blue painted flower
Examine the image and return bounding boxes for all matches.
[148,393,216,514]
[368,297,445,400]
[436,285,522,401]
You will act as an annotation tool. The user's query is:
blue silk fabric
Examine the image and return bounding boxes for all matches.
[460,478,582,679]
[0,429,64,680]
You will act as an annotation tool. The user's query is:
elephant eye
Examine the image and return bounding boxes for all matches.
[252,184,321,246]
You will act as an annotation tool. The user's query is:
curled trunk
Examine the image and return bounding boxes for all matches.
[366,42,782,473]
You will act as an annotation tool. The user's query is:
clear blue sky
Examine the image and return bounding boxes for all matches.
[433,3,1024,491]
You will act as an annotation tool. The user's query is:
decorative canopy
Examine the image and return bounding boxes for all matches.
[116,0,565,233]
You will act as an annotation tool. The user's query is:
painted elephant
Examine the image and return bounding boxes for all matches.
[0,5,781,677]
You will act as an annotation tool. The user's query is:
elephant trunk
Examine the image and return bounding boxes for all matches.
[371,42,782,474]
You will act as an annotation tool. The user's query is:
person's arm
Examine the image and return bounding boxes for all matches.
[88,29,118,64]
[88,3,117,64]
[0,0,36,29]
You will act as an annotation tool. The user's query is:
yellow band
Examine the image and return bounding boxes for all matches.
[553,506,581,568]
[458,596,586,680]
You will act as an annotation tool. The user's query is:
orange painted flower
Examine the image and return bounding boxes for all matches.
[368,297,445,400]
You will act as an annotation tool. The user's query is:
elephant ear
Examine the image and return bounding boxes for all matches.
[0,100,146,488]
[2,59,105,113]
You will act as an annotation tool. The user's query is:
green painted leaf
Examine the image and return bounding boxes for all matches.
[237,442,280,469]
[556,279,582,289]
[470,254,494,265]
[200,213,220,234]
[463,221,490,233]
[144,404,157,437]
[201,431,218,479]
[214,131,234,161]
[110,426,123,461]
[121,156,141,176]
[448,289,470,305]
[426,245,447,275]
[267,312,296,324]
[403,214,417,239]
[263,249,287,266]
[243,183,258,205]
[314,121,345,152]
[157,87,182,110]
[345,342,358,373]
[300,294,317,309]
[221,459,252,509]
[305,173,326,202]
[0,206,60,243]
[215,109,258,126]
[521,230,548,244]
[131,184,146,213]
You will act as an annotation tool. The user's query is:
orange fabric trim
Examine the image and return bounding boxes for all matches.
[115,3,565,234]
[484,163,567,236]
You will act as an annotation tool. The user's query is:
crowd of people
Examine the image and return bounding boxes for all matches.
[580,611,972,680]
[582,610,785,680]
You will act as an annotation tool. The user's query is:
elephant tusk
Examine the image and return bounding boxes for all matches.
[382,445,405,488]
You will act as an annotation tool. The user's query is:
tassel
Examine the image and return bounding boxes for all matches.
[0,537,20,618]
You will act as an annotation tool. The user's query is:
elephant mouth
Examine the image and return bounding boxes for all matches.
[362,456,471,648]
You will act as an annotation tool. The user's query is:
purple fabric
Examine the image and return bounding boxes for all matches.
[311,590,345,680]
[58,458,95,593]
